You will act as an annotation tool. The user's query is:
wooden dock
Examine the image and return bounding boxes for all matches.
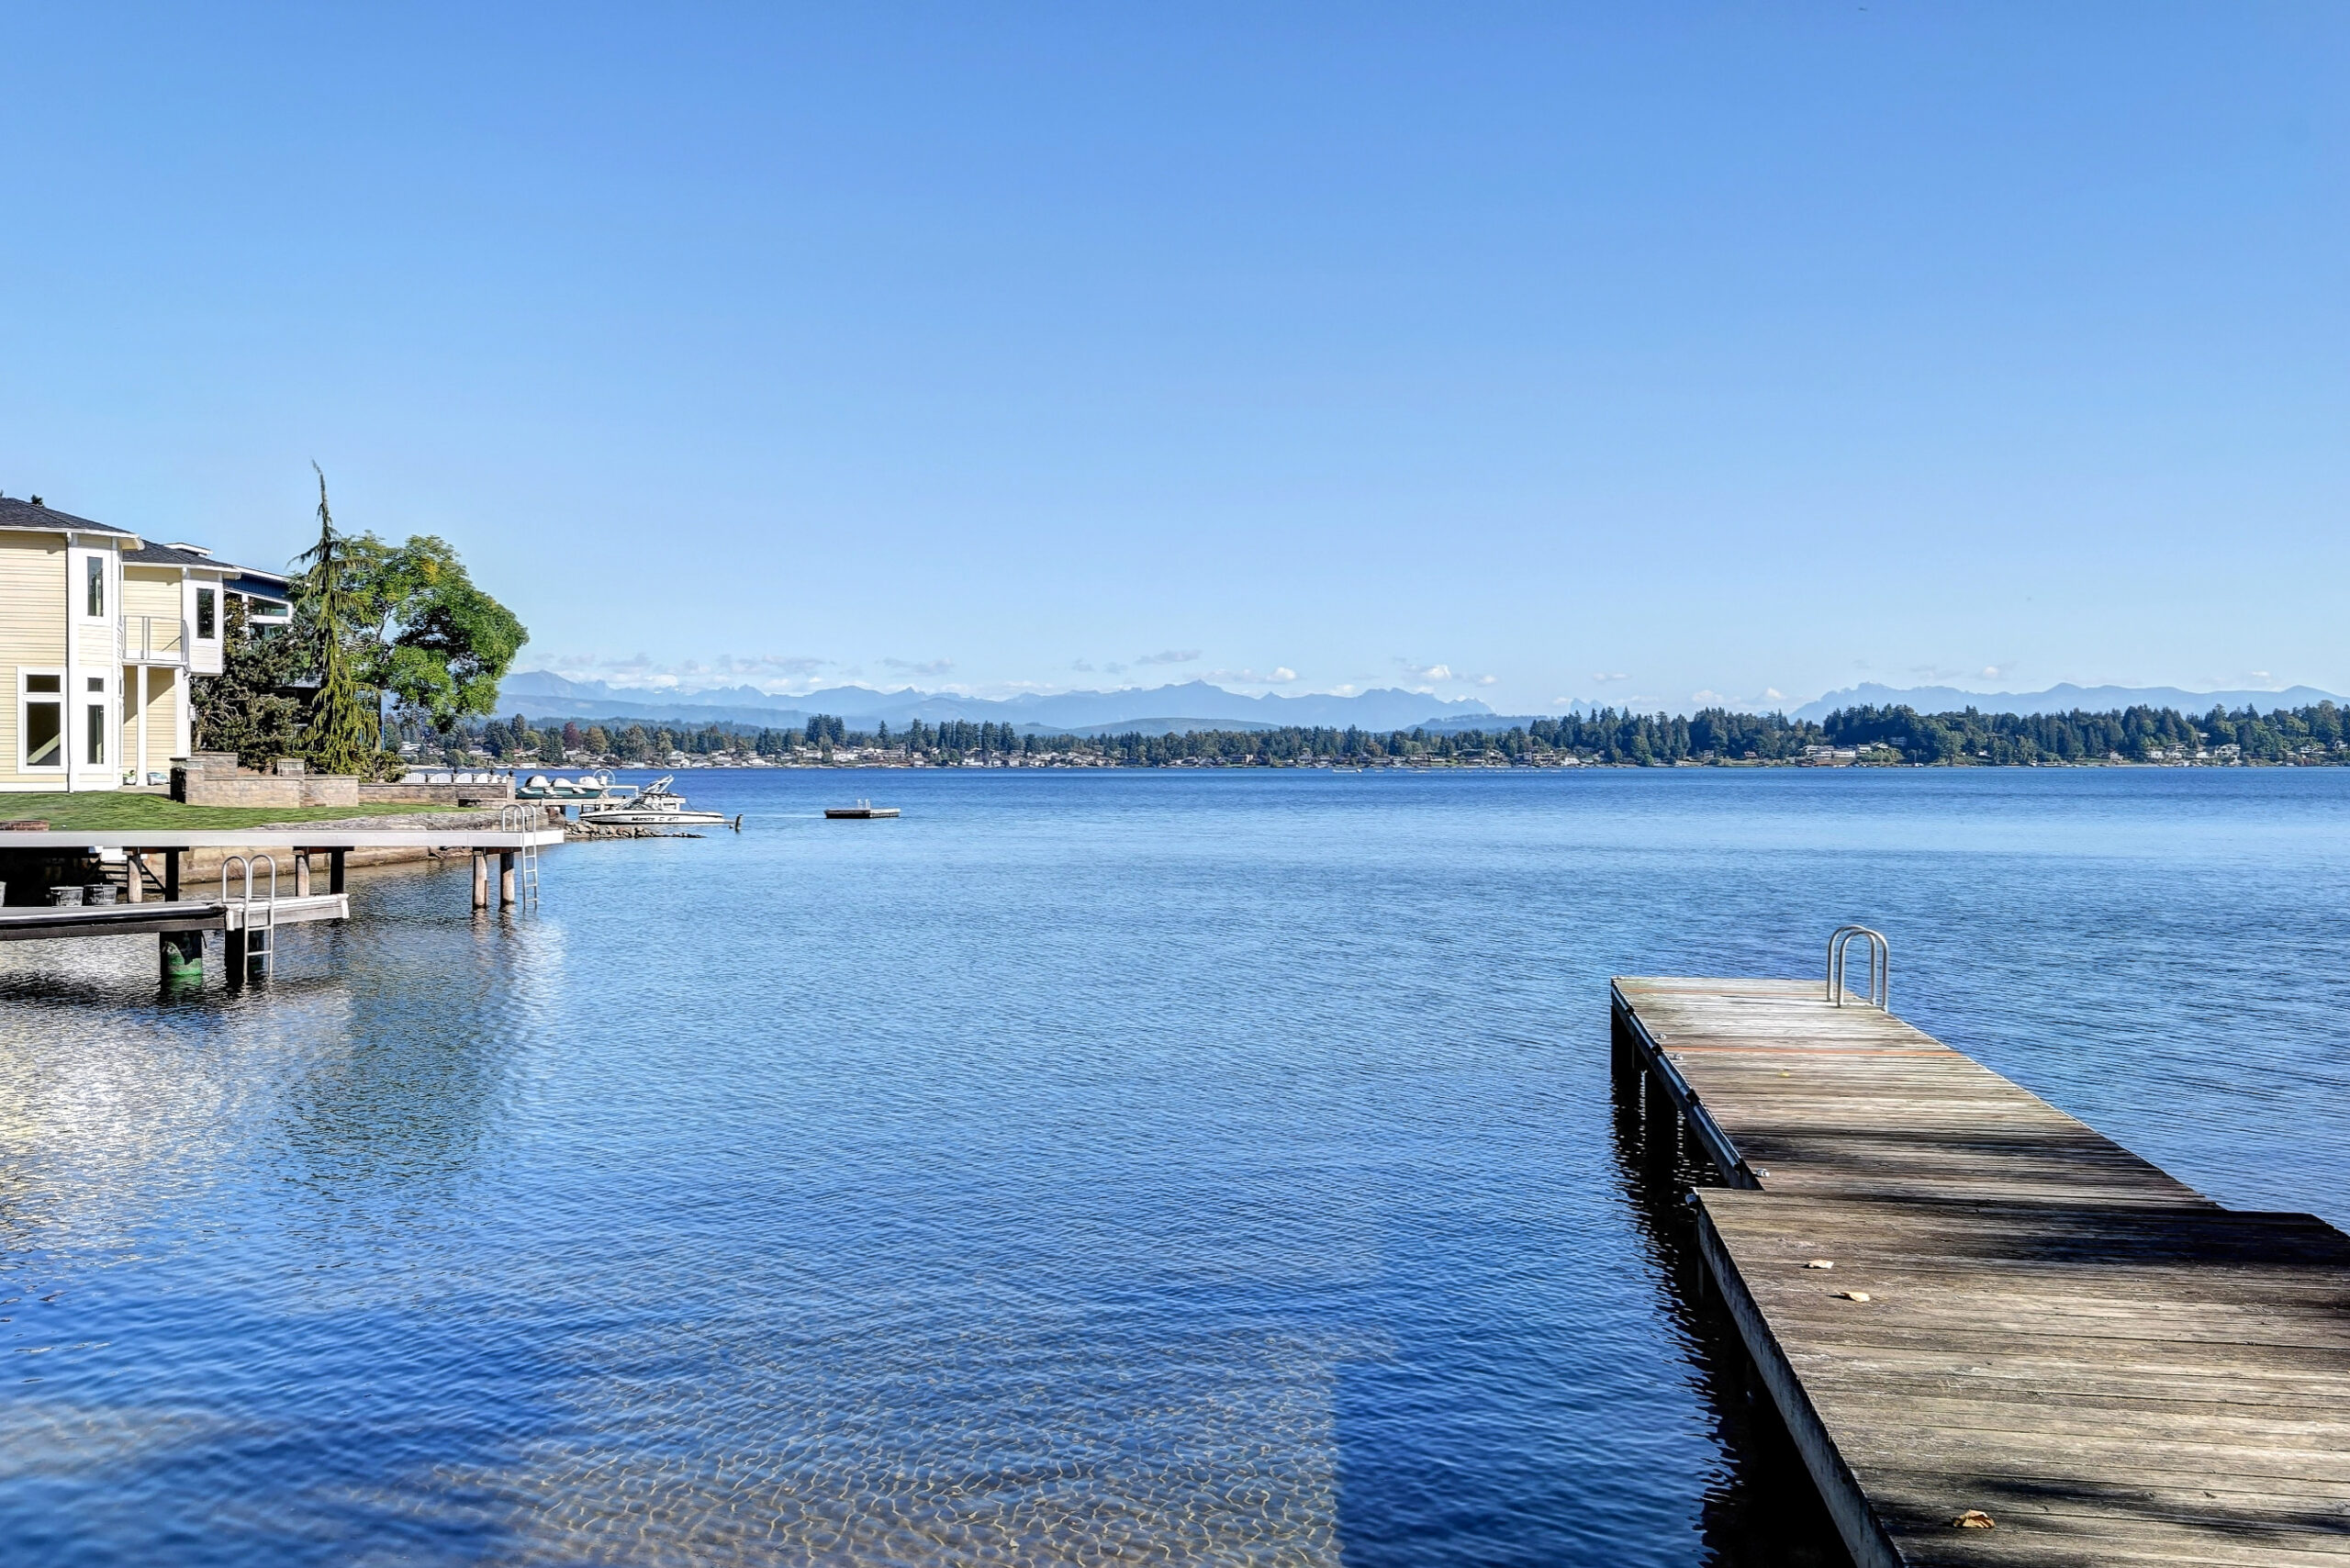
[0,823,564,911]
[1613,974,2350,1566]
[0,893,348,940]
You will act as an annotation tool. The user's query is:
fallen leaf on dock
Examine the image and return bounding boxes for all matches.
[1952,1510,1995,1529]
[1835,1290,1870,1302]
[1805,1260,1834,1270]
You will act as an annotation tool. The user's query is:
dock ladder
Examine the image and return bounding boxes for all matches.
[1826,924,1888,1008]
[221,854,279,981]
[501,804,544,906]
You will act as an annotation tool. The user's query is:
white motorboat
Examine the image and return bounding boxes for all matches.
[578,776,738,829]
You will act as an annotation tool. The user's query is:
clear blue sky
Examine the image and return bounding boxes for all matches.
[3,5,2344,713]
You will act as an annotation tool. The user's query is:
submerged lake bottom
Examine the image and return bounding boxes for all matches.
[2,767,2345,1565]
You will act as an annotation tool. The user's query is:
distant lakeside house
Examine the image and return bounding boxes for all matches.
[0,496,289,791]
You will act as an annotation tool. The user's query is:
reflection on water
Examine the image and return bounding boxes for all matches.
[0,768,2344,1564]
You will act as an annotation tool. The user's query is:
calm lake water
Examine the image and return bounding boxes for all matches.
[4,767,2346,1566]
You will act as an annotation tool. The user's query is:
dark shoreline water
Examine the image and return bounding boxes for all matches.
[2,768,2344,1565]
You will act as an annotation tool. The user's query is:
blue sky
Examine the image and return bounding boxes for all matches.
[2,5,2344,714]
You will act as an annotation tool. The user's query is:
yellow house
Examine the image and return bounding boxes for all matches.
[0,495,291,792]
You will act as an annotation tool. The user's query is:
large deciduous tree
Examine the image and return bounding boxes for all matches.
[354,534,529,734]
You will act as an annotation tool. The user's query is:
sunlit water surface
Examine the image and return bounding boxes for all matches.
[3,768,2346,1566]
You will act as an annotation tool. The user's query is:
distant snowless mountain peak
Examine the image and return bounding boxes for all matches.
[1789,682,2344,722]
[498,672,1495,734]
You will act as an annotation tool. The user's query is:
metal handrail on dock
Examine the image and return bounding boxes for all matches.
[220,854,278,980]
[1825,923,1886,1008]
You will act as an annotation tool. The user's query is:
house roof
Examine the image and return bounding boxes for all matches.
[124,539,291,596]
[226,572,293,607]
[0,496,139,539]
[123,541,229,570]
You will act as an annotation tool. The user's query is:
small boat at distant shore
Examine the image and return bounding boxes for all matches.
[581,777,738,829]
[824,801,900,820]
[515,771,620,801]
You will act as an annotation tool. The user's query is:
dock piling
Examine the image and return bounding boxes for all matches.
[158,929,202,985]
[472,852,489,910]
[498,850,516,905]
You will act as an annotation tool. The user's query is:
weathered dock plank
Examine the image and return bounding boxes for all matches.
[1614,975,2350,1565]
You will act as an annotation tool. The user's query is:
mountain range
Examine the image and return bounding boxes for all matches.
[498,672,1494,734]
[1788,682,2344,722]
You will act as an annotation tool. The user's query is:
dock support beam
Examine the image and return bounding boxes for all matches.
[330,850,346,894]
[498,851,516,906]
[294,852,312,898]
[472,853,489,910]
[163,849,180,902]
[125,852,144,903]
[223,928,248,988]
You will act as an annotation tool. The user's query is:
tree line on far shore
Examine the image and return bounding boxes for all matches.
[420,700,2350,768]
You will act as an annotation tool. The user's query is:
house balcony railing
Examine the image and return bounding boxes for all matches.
[124,615,187,664]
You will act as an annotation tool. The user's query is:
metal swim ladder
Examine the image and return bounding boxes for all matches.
[221,854,279,980]
[500,803,544,906]
[1827,924,1888,1009]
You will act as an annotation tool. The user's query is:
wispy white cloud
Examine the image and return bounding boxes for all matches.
[1204,666,1299,685]
[883,657,955,677]
[1398,658,1499,687]
[1592,671,1628,683]
[1136,649,1201,666]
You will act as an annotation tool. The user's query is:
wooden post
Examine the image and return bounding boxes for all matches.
[294,851,312,898]
[223,927,248,988]
[163,848,180,902]
[498,851,517,905]
[330,849,346,894]
[125,852,144,904]
[472,852,489,910]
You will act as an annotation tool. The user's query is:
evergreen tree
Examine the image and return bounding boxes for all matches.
[293,465,381,774]
[192,596,305,766]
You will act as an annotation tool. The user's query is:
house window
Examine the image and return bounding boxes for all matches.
[196,587,217,639]
[20,672,62,769]
[85,676,106,766]
[86,555,104,618]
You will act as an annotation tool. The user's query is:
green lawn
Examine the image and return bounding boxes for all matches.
[0,793,473,832]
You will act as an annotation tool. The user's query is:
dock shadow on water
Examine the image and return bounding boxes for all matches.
[1606,1052,1853,1568]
